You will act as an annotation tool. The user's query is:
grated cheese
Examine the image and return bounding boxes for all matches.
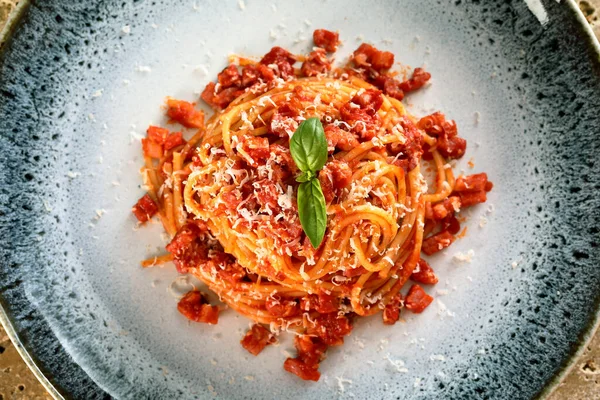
[453,249,475,264]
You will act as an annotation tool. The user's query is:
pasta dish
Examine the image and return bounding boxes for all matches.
[132,29,492,381]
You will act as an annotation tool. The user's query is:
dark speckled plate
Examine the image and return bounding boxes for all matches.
[1,1,599,399]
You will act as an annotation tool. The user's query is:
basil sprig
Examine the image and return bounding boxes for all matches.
[290,117,328,248]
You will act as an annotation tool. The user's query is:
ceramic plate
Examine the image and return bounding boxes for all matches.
[1,1,599,399]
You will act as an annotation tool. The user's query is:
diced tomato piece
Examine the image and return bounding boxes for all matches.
[239,136,270,166]
[313,29,340,52]
[201,82,218,108]
[442,119,458,137]
[411,259,438,284]
[351,89,383,116]
[299,293,339,314]
[164,132,185,150]
[177,291,219,324]
[307,313,352,346]
[432,196,461,220]
[212,254,246,285]
[268,144,297,181]
[352,43,376,68]
[265,297,300,318]
[352,43,394,70]
[437,134,466,159]
[371,50,395,70]
[166,98,205,128]
[132,194,158,223]
[295,335,328,366]
[217,64,241,88]
[260,46,296,65]
[260,46,296,79]
[241,64,259,87]
[421,230,455,255]
[417,112,446,135]
[142,138,163,158]
[485,180,494,192]
[315,293,339,313]
[147,126,170,144]
[324,124,359,152]
[404,284,433,313]
[339,90,383,140]
[240,324,275,356]
[254,179,280,211]
[442,215,461,235]
[166,223,210,273]
[284,357,320,381]
[301,48,331,77]
[455,173,489,192]
[269,103,299,137]
[388,116,424,172]
[318,160,352,203]
[458,190,487,207]
[373,75,405,100]
[399,68,431,92]
[383,293,402,325]
[257,63,276,81]
[166,224,201,256]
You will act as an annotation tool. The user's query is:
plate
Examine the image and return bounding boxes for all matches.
[1,1,599,399]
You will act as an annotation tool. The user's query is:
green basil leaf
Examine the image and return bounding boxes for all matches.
[290,117,328,173]
[295,171,314,183]
[297,178,327,248]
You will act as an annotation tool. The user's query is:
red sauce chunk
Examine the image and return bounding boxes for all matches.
[432,196,461,220]
[241,324,275,356]
[239,136,270,166]
[383,293,403,325]
[421,230,456,256]
[301,48,332,77]
[410,258,439,284]
[324,124,359,152]
[265,297,300,318]
[132,194,158,223]
[442,215,461,235]
[177,291,219,324]
[300,292,340,314]
[142,138,163,159]
[340,89,383,140]
[373,76,405,100]
[166,99,205,128]
[307,313,352,346]
[457,190,488,208]
[399,68,431,93]
[147,126,170,144]
[313,29,340,52]
[404,284,434,313]
[318,160,352,203]
[455,173,489,192]
[352,43,394,71]
[163,131,185,150]
[217,64,242,87]
[260,46,296,79]
[166,222,210,273]
[283,357,321,382]
[283,335,328,381]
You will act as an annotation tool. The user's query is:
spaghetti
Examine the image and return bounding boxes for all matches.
[132,29,493,381]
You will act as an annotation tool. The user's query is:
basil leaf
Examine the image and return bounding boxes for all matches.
[295,171,314,183]
[297,178,327,248]
[290,117,328,173]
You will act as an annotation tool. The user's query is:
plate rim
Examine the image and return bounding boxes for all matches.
[0,0,598,399]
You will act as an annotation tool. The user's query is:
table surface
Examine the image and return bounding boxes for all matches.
[0,0,599,398]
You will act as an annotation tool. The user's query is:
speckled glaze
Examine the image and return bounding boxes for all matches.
[0,1,599,399]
